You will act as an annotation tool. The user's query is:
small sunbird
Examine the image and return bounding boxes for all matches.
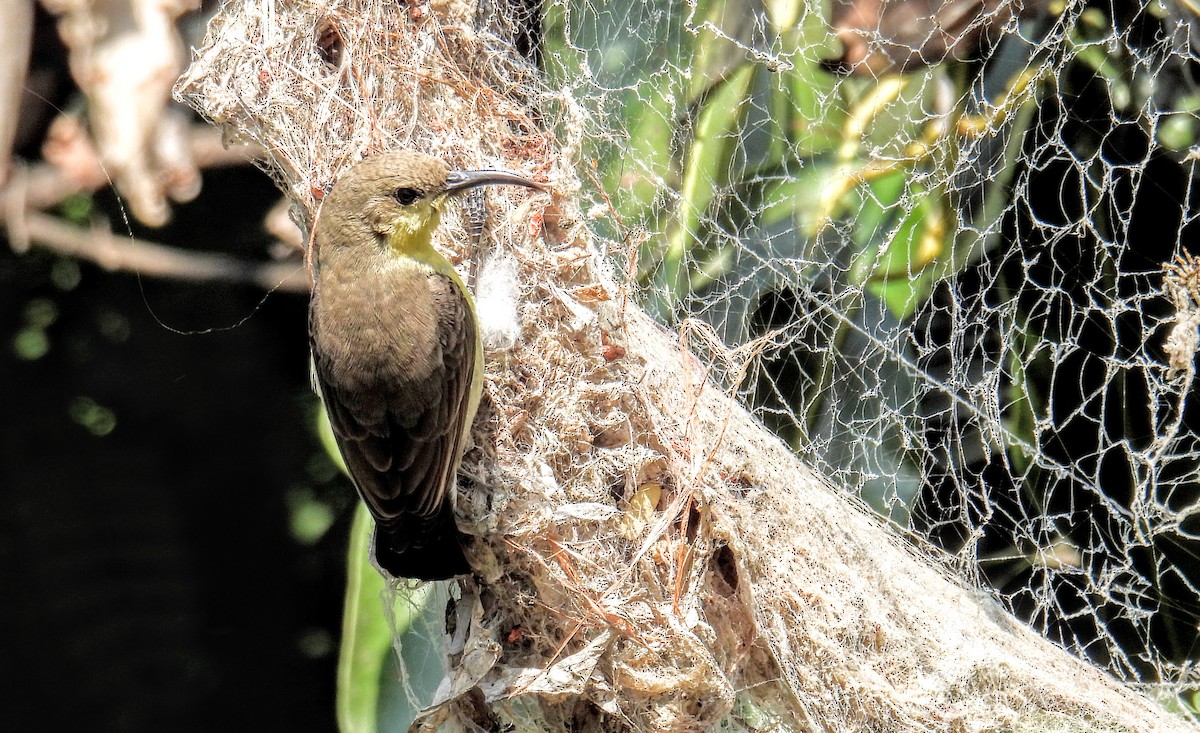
[309,150,542,580]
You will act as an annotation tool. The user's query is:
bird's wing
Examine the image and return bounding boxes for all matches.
[313,273,477,529]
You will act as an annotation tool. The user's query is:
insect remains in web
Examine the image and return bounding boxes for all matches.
[464,187,488,251]
[464,187,489,284]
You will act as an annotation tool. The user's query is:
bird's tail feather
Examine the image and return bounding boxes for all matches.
[370,519,470,581]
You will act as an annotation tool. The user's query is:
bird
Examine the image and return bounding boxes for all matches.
[308,150,542,580]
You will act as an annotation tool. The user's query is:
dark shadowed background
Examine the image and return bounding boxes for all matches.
[1,15,348,723]
[0,171,348,732]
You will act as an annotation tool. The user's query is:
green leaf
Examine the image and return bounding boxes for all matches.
[336,505,391,733]
[654,62,756,302]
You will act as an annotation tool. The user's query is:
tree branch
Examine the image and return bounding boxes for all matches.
[14,210,307,292]
[2,122,304,292]
[0,0,33,185]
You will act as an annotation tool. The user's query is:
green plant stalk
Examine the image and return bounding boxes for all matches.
[933,74,1041,285]
[801,295,860,443]
[610,81,681,225]
[655,62,755,304]
[336,504,391,733]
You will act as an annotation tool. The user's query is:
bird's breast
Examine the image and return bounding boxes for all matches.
[311,256,445,392]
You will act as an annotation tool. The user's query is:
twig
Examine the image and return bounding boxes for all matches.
[18,211,309,292]
[0,124,261,213]
[0,0,33,185]
[1,123,292,291]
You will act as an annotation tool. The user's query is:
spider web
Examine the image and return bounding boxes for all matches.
[175,0,1200,725]
[542,0,1200,694]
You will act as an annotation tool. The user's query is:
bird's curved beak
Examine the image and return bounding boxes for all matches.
[442,169,545,197]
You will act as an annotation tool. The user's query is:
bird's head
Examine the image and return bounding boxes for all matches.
[316,150,543,259]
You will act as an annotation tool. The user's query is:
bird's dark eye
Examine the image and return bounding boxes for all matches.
[392,187,422,206]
